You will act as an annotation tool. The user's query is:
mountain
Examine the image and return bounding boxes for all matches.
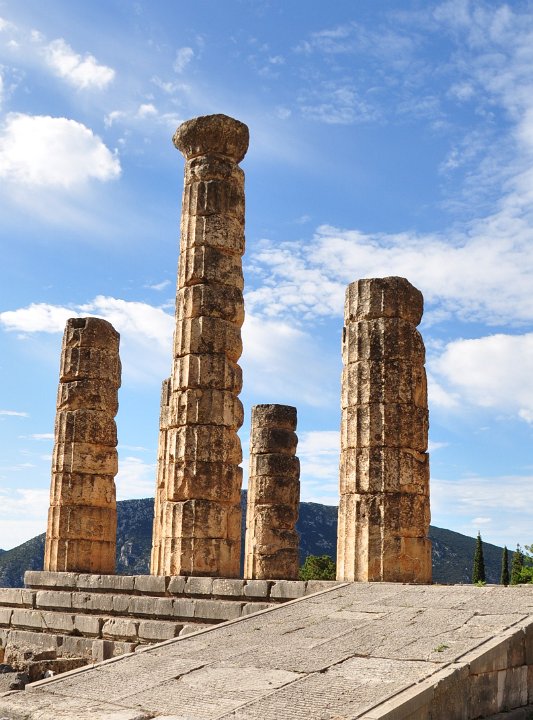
[0,497,508,588]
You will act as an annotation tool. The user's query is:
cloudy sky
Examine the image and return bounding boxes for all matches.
[0,0,532,553]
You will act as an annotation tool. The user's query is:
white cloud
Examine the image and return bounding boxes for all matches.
[104,110,125,128]
[0,72,3,109]
[0,114,121,188]
[30,433,54,440]
[298,430,340,505]
[0,488,48,549]
[432,333,533,423]
[173,47,194,74]
[43,38,115,89]
[0,296,173,385]
[137,103,157,118]
[0,410,28,418]
[145,279,171,291]
[116,456,155,500]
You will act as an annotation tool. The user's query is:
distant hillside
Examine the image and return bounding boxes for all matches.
[0,496,509,587]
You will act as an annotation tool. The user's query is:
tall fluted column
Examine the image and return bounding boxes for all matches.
[245,404,300,580]
[337,277,431,583]
[44,317,120,573]
[151,114,248,577]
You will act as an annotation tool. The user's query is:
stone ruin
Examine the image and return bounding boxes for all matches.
[0,113,434,687]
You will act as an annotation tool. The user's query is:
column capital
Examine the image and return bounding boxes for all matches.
[173,114,249,163]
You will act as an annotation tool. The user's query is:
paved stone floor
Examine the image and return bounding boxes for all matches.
[1,582,533,719]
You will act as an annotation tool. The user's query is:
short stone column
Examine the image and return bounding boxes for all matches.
[150,376,171,574]
[151,114,248,577]
[44,318,120,573]
[245,404,300,580]
[337,277,431,583]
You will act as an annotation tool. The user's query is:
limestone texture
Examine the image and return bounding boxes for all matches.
[245,404,300,580]
[337,277,431,583]
[44,318,120,574]
[151,115,249,577]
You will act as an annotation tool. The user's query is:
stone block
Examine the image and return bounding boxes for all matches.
[167,576,187,595]
[247,476,300,507]
[49,474,116,509]
[270,581,307,599]
[56,379,119,414]
[249,428,298,456]
[45,537,115,575]
[246,549,300,581]
[45,505,117,542]
[74,614,102,637]
[341,361,427,408]
[462,629,526,674]
[248,503,299,531]
[342,317,425,365]
[54,409,118,446]
[76,573,135,593]
[173,316,242,362]
[184,152,244,183]
[344,277,423,325]
[212,579,245,597]
[167,425,242,465]
[71,591,114,614]
[137,620,182,643]
[0,589,35,608]
[245,526,299,552]
[170,388,244,429]
[11,609,46,630]
[35,590,72,610]
[158,536,241,578]
[59,635,95,659]
[185,577,214,596]
[249,453,300,479]
[161,500,241,542]
[6,629,60,653]
[178,243,244,291]
[165,461,242,503]
[502,666,528,711]
[243,580,271,599]
[241,602,275,616]
[133,575,168,595]
[41,611,76,634]
[51,441,118,476]
[340,404,428,452]
[182,213,245,255]
[0,608,13,625]
[340,447,429,496]
[173,354,242,394]
[127,596,174,618]
[62,317,119,351]
[182,176,245,220]
[305,580,342,594]
[24,571,78,590]
[60,346,120,384]
[102,618,139,642]
[176,283,244,326]
[172,598,196,619]
[91,639,114,663]
[179,623,210,636]
[251,404,297,432]
[193,599,243,622]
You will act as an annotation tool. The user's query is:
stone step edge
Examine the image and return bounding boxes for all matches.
[359,616,533,719]
[24,571,341,600]
[0,609,215,644]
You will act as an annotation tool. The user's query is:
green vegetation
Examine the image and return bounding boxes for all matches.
[511,544,525,585]
[472,532,486,584]
[434,643,449,652]
[299,554,336,581]
[500,546,509,586]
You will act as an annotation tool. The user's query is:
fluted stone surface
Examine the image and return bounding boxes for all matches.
[44,318,120,573]
[245,404,300,580]
[337,277,431,583]
[151,114,248,577]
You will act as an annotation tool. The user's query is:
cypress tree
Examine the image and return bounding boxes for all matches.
[472,532,486,583]
[511,544,524,585]
[500,545,509,586]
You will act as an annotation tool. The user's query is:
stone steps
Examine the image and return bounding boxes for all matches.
[0,572,340,665]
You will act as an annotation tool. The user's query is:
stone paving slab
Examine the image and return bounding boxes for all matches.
[1,583,533,719]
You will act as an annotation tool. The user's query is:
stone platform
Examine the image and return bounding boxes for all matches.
[2,583,533,718]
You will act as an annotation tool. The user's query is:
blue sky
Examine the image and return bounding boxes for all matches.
[0,0,532,553]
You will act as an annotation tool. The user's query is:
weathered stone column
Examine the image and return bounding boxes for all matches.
[245,404,300,580]
[150,376,171,574]
[337,277,431,583]
[44,317,120,573]
[151,114,248,577]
